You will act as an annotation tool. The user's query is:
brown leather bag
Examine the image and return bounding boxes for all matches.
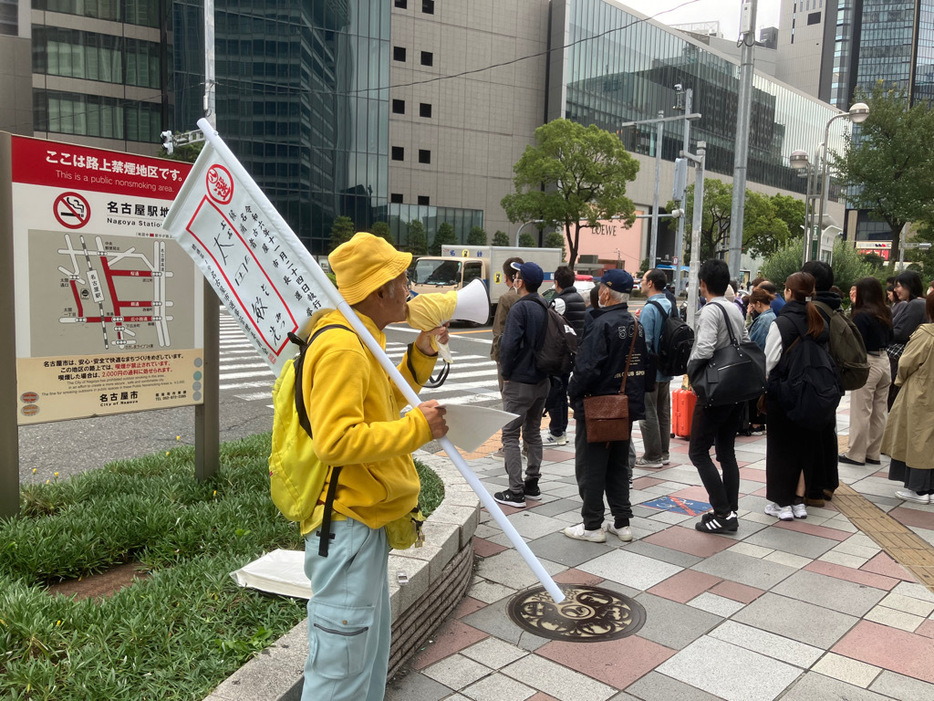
[582,320,639,443]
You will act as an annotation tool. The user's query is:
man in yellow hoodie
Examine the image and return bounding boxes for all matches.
[300,233,448,701]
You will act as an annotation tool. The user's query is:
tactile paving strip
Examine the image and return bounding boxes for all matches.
[832,483,934,592]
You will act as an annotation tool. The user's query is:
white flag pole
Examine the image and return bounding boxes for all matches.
[194,119,565,603]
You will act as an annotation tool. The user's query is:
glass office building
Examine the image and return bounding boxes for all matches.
[552,0,844,196]
[173,0,391,254]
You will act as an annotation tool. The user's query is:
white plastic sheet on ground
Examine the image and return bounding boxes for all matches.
[230,549,311,599]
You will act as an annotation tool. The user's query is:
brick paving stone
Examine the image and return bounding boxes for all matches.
[551,567,604,586]
[773,520,852,541]
[869,670,934,701]
[643,526,735,558]
[832,620,934,684]
[501,654,617,701]
[454,597,489,619]
[646,569,722,604]
[860,551,916,581]
[708,579,764,604]
[473,538,508,559]
[411,619,489,670]
[803,560,899,591]
[812,652,882,688]
[536,635,675,690]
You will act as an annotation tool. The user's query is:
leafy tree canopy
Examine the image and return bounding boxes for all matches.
[492,230,510,246]
[370,221,393,243]
[543,231,566,258]
[501,119,639,270]
[833,82,934,263]
[518,232,537,247]
[467,226,487,245]
[674,179,805,263]
[407,220,428,255]
[760,237,871,294]
[430,221,456,254]
[330,215,356,251]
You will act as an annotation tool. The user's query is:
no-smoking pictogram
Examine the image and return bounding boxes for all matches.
[54,192,91,229]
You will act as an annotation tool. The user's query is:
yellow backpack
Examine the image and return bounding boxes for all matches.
[268,324,354,556]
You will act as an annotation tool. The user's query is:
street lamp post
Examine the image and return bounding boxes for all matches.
[514,219,544,247]
[790,102,869,264]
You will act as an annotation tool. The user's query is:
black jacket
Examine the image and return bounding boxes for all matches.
[552,286,587,337]
[500,294,548,384]
[568,303,648,421]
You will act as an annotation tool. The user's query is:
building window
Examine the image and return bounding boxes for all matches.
[422,0,435,14]
[390,193,404,203]
[392,146,404,161]
[392,99,405,114]
[420,51,433,67]
[393,46,406,62]
[417,195,430,206]
[0,0,17,36]
[419,103,432,118]
[807,12,821,25]
[394,0,407,8]
[418,149,431,164]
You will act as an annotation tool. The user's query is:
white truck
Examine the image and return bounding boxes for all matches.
[409,245,565,320]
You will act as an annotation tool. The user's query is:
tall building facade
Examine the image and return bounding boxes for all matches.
[5,0,849,261]
[776,0,934,107]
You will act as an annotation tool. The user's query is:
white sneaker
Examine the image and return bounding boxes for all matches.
[661,454,671,465]
[606,523,633,542]
[765,502,794,521]
[895,489,931,504]
[563,523,606,542]
[635,456,664,469]
[792,503,807,519]
[543,431,568,446]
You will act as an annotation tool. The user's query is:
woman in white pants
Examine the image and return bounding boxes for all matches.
[839,277,892,467]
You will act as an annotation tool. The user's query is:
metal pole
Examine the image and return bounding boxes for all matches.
[674,89,692,293]
[728,0,757,280]
[687,143,706,330]
[898,224,908,270]
[195,0,220,482]
[802,160,815,265]
[650,110,664,271]
[816,114,847,259]
[0,133,19,517]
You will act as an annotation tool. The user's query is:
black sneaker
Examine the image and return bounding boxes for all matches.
[695,511,738,533]
[493,489,526,508]
[524,479,542,501]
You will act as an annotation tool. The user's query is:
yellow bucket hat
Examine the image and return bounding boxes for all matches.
[329,232,412,305]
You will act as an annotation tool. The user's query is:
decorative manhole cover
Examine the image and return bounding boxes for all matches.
[507,585,647,642]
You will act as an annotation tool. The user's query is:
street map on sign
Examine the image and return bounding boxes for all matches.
[28,230,197,354]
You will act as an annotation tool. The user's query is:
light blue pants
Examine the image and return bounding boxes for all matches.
[301,519,391,701]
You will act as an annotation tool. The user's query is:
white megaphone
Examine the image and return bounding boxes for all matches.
[452,279,491,324]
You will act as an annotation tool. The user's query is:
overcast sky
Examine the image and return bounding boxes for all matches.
[621,0,782,40]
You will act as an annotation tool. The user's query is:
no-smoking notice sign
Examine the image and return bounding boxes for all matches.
[53,191,90,229]
[2,132,207,425]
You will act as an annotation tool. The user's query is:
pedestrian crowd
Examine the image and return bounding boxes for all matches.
[491,255,934,543]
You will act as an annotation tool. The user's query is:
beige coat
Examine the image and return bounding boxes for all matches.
[881,324,934,470]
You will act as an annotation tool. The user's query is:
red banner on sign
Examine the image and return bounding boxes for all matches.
[11,135,191,200]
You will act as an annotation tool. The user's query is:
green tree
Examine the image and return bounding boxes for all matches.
[676,180,804,262]
[165,141,205,163]
[467,226,487,245]
[330,215,356,250]
[430,221,456,254]
[543,230,566,257]
[501,119,639,270]
[370,221,393,243]
[760,238,871,292]
[833,83,934,263]
[492,230,510,246]
[408,220,428,255]
[518,232,537,247]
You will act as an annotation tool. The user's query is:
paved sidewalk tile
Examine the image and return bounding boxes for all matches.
[863,604,926,632]
[460,638,528,670]
[633,593,723,650]
[536,635,675,689]
[579,549,683,591]
[460,672,537,701]
[832,620,934,684]
[732,593,859,649]
[780,673,890,700]
[812,652,882,688]
[803,560,899,591]
[643,526,735,558]
[708,580,764,604]
[743,526,838,560]
[385,671,453,701]
[422,655,493,690]
[708,621,823,668]
[646,569,721,603]
[624,671,722,701]
[411,619,489,671]
[688,592,744,617]
[691,550,797,590]
[771,570,886,617]
[501,654,617,701]
[657,636,800,701]
[869,670,934,700]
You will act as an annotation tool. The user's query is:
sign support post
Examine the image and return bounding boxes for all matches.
[195,0,220,482]
[0,133,19,517]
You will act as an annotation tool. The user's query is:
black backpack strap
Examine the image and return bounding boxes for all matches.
[289,323,359,558]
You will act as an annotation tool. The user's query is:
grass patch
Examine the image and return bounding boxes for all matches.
[0,433,443,700]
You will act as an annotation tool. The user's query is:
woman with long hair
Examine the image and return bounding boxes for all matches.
[888,270,927,408]
[762,272,837,521]
[883,292,934,503]
[839,277,893,466]
[746,288,776,434]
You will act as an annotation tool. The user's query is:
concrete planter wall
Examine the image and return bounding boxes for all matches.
[205,451,480,701]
